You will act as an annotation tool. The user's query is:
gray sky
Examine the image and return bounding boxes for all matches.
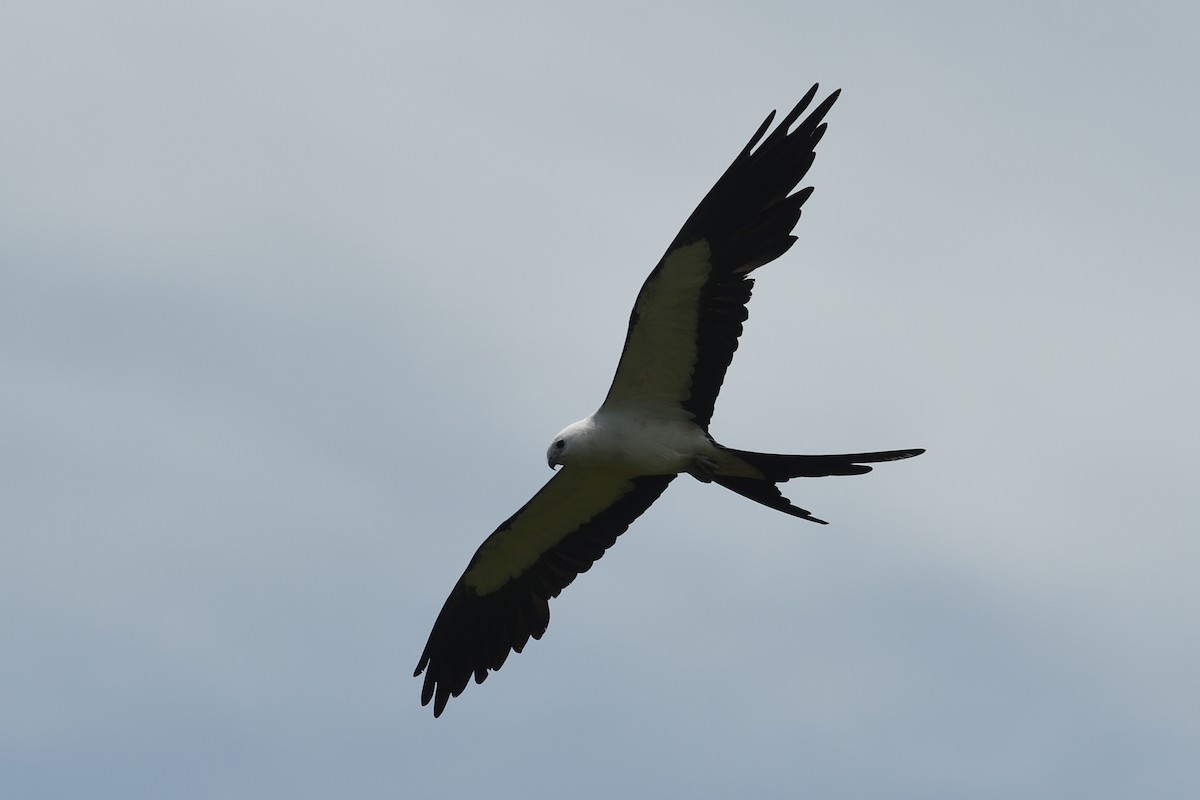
[4,2,1198,798]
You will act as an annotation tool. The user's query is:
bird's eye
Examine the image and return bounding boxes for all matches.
[555,439,565,449]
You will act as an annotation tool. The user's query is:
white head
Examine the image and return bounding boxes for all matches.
[546,418,592,469]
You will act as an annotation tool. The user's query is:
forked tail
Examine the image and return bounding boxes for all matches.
[713,447,924,524]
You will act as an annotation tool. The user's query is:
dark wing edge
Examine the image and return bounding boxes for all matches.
[679,84,839,427]
[612,85,840,429]
[414,473,675,717]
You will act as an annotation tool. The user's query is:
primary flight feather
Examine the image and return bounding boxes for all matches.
[415,85,924,717]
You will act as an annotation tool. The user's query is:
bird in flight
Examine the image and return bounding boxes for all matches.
[415,85,923,717]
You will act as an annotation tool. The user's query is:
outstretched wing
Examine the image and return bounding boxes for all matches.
[414,469,674,717]
[602,85,840,428]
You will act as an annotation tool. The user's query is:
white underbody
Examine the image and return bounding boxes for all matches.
[548,408,757,479]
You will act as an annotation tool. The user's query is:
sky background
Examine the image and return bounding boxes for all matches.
[4,2,1198,798]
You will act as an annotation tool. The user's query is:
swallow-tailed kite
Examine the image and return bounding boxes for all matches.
[415,85,923,717]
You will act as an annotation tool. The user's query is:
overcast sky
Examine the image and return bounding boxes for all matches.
[4,2,1198,798]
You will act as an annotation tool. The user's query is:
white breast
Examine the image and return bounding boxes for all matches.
[561,409,716,476]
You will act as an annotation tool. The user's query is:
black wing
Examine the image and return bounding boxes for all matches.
[602,85,839,428]
[415,470,674,716]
